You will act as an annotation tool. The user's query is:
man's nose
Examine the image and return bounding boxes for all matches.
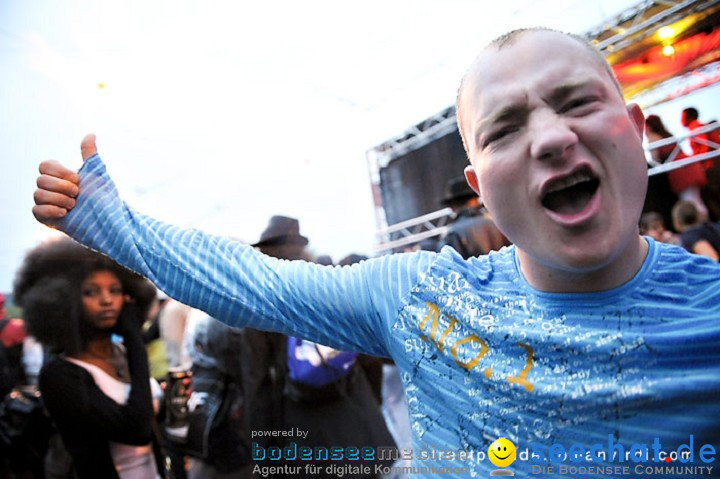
[529,110,578,162]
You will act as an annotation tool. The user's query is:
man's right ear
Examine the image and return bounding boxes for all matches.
[626,103,645,139]
[464,165,482,199]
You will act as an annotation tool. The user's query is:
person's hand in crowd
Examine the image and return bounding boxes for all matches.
[114,300,144,338]
[32,134,97,223]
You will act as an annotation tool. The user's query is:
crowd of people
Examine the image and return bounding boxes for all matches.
[2,222,408,479]
[641,107,720,260]
[1,26,719,479]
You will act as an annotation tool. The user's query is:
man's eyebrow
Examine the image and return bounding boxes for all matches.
[473,103,527,147]
[545,79,599,105]
[477,103,527,131]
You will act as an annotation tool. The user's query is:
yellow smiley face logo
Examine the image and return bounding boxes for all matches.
[488,437,517,468]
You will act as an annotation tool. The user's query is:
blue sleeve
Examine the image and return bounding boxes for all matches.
[57,154,436,356]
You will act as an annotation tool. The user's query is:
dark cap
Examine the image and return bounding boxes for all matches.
[441,175,476,206]
[252,215,309,247]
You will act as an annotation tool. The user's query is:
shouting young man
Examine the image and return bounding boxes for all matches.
[32,28,720,477]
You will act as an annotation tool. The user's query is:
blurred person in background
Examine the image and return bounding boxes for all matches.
[645,114,708,221]
[638,211,679,245]
[438,175,509,258]
[0,293,27,397]
[253,217,395,479]
[174,309,252,479]
[672,200,720,261]
[0,293,40,478]
[141,292,169,384]
[681,107,712,159]
[681,107,720,221]
[158,299,192,371]
[13,238,163,479]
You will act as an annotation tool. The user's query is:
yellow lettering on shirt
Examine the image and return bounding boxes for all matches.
[506,342,535,392]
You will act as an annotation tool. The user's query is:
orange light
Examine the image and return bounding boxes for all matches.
[662,44,675,57]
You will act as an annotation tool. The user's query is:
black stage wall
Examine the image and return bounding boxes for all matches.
[379,129,469,226]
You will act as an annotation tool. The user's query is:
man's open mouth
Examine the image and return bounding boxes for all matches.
[541,168,600,216]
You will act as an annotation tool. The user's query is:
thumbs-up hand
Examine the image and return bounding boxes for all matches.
[80,133,97,161]
[32,134,97,223]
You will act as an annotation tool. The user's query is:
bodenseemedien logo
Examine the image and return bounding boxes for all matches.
[488,437,517,476]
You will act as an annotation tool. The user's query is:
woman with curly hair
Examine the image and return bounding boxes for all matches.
[13,237,163,479]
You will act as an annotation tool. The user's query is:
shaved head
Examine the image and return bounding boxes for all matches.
[456,28,622,157]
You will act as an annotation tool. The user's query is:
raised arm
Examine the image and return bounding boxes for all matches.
[33,136,435,357]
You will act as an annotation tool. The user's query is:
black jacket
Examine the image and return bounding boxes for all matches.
[39,322,162,479]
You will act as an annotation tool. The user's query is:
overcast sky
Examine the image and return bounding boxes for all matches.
[1,0,718,293]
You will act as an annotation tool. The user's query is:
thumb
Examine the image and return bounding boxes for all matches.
[80,133,97,161]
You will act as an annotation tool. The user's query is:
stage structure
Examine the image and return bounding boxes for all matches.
[367,0,720,253]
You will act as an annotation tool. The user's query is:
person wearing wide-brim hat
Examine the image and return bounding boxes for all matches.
[439,175,509,259]
[252,215,309,248]
[440,175,479,210]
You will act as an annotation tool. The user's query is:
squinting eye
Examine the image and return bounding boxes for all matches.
[484,127,518,147]
[561,97,597,114]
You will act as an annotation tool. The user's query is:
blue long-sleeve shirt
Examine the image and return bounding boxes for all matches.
[57,154,720,477]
